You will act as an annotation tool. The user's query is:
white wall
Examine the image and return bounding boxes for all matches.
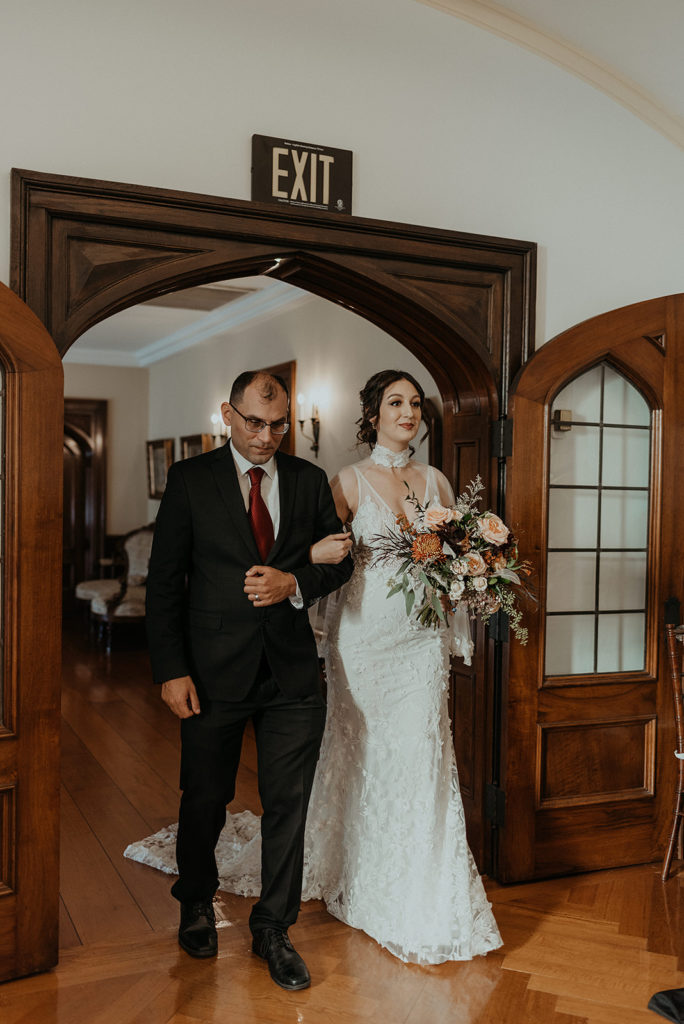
[147,293,440,518]
[2,0,684,349]
[63,363,149,534]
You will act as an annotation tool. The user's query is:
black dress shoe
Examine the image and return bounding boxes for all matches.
[178,900,218,958]
[252,928,311,991]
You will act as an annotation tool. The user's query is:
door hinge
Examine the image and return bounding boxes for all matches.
[488,608,510,642]
[485,783,506,827]
[665,596,681,625]
[491,417,513,459]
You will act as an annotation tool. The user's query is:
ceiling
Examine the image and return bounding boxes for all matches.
[68,0,682,368]
[65,277,313,367]
[416,0,684,147]
[489,0,684,121]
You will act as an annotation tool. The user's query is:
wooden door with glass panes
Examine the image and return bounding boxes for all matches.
[498,294,684,882]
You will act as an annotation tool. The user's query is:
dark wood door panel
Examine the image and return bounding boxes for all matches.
[0,282,62,982]
[537,716,655,808]
[535,807,655,875]
[0,783,17,894]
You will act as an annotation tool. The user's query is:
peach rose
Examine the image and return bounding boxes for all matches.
[477,513,509,546]
[464,551,487,576]
[424,504,454,530]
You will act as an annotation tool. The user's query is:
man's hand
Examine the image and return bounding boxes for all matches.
[161,675,201,718]
[244,566,297,607]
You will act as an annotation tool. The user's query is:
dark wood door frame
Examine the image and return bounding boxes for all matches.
[63,398,107,587]
[10,168,536,875]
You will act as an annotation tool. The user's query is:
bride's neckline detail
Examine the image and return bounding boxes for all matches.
[369,443,412,469]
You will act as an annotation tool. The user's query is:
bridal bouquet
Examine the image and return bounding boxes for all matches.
[371,476,532,643]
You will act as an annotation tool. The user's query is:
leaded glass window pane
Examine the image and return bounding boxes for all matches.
[545,615,595,675]
[602,428,650,488]
[602,366,650,426]
[546,552,596,613]
[545,363,651,677]
[596,613,646,673]
[548,425,600,486]
[600,490,648,549]
[548,488,598,549]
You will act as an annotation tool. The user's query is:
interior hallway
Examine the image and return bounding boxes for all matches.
[2,621,683,1023]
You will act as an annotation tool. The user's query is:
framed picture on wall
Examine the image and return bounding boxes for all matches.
[146,438,175,498]
[260,360,296,456]
[180,434,225,460]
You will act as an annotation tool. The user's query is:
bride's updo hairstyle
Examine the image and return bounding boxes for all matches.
[356,369,428,451]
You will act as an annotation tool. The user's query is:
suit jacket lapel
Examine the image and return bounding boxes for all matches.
[267,453,297,565]
[210,446,261,562]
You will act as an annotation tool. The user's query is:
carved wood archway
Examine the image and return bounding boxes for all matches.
[10,168,536,877]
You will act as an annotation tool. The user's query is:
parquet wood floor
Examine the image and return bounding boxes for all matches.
[2,621,683,1022]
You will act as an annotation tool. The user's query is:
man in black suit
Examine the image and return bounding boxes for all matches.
[146,370,353,991]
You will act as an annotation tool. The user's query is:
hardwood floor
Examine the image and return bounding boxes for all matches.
[2,621,684,1022]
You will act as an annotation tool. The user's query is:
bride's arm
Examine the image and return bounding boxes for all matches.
[309,532,352,564]
[309,468,356,565]
[435,469,456,507]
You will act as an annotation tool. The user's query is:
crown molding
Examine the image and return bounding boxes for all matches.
[414,0,684,151]
[64,281,313,368]
[63,346,144,367]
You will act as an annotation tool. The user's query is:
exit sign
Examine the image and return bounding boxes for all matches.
[251,134,353,214]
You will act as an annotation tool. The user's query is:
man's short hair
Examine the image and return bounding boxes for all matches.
[229,371,289,406]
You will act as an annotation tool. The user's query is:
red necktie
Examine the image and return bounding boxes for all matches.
[247,466,275,562]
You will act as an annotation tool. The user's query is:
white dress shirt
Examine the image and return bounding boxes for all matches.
[230,441,303,607]
[230,441,280,534]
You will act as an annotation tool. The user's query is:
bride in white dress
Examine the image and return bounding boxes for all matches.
[301,369,501,964]
[125,369,501,965]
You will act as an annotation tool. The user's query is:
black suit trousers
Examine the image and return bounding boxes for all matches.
[170,661,326,933]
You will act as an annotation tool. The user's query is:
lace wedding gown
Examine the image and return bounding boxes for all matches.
[125,455,501,965]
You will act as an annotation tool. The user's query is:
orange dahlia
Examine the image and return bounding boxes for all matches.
[411,533,446,563]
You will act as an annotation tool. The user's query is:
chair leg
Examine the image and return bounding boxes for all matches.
[105,621,113,656]
[662,795,684,882]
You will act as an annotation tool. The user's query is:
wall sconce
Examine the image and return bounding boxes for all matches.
[211,411,229,439]
[297,392,321,458]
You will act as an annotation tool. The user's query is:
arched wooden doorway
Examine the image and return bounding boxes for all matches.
[6,168,535,979]
[502,295,684,882]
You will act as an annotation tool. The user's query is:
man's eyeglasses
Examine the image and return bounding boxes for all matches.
[229,403,290,435]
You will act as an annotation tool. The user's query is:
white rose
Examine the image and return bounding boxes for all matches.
[472,576,489,592]
[464,551,487,576]
[449,579,465,602]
